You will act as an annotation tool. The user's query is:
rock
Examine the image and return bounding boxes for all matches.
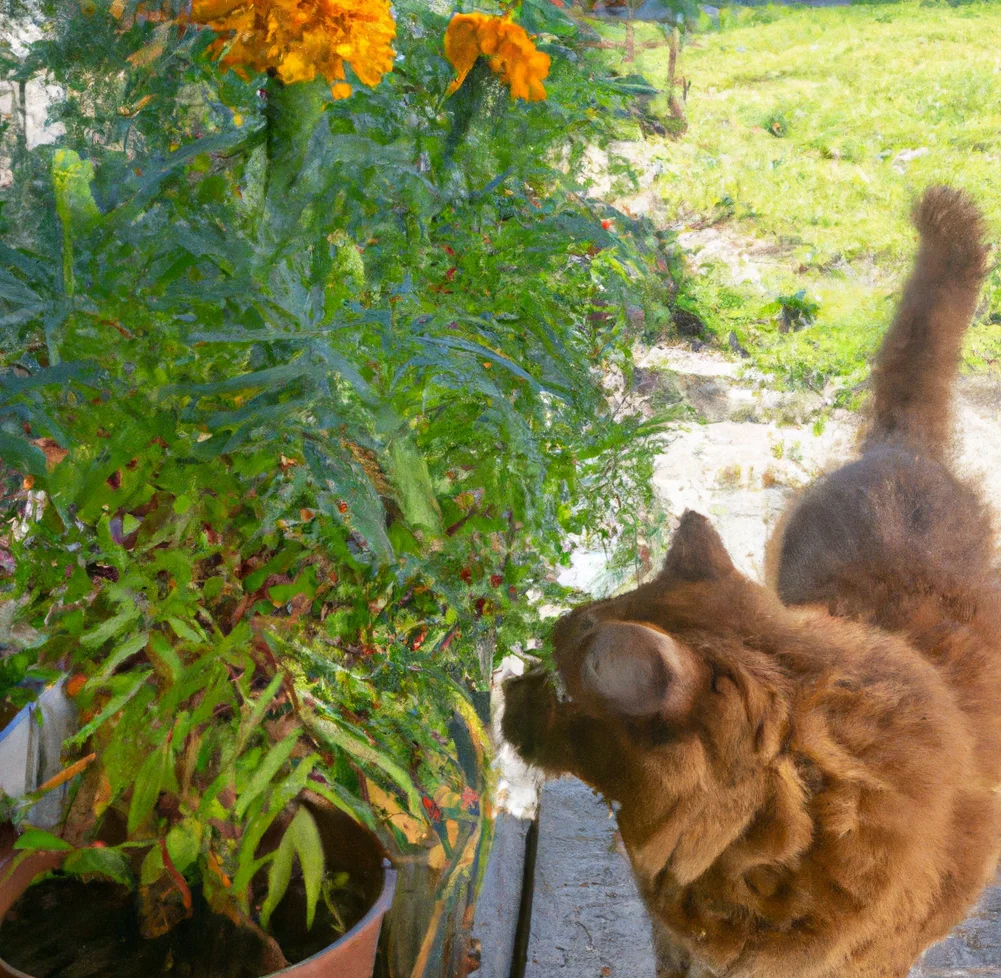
[892,147,929,173]
[673,307,707,340]
[728,330,750,357]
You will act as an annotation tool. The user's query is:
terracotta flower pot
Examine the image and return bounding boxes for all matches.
[0,823,397,978]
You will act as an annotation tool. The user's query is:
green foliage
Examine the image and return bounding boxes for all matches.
[641,1,1001,395]
[763,289,820,333]
[0,0,672,953]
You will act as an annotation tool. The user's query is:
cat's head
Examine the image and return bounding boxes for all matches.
[553,510,788,734]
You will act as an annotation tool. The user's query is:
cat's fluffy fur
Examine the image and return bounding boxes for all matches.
[502,186,1001,978]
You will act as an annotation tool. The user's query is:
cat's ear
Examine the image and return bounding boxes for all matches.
[580,621,691,717]
[660,510,734,583]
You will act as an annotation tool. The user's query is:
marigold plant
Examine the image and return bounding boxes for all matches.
[190,0,396,98]
[0,0,673,971]
[444,12,551,101]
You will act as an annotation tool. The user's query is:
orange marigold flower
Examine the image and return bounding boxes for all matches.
[189,0,396,99]
[444,13,550,102]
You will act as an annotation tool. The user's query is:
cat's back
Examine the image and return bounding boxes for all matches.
[776,445,994,617]
[775,445,1001,754]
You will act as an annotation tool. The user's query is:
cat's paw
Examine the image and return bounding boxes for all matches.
[500,668,559,765]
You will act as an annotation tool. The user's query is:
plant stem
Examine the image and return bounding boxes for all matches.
[263,74,328,215]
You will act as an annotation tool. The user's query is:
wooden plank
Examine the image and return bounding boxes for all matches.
[470,812,533,978]
[525,777,656,978]
[468,656,543,978]
[910,876,1001,977]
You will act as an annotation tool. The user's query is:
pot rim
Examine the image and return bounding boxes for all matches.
[0,853,398,978]
[268,858,397,977]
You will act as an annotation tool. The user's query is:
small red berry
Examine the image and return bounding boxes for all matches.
[601,219,614,230]
[475,597,487,617]
[90,841,108,849]
[490,574,503,587]
[338,501,348,514]
[460,568,472,583]
[508,585,518,600]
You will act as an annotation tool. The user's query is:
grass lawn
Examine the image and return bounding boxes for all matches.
[592,3,1001,399]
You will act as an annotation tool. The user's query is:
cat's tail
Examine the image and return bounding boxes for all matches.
[866,186,989,458]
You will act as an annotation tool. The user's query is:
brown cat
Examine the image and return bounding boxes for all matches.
[501,186,1001,978]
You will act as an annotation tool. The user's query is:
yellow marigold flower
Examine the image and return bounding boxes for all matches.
[189,0,396,99]
[444,13,550,102]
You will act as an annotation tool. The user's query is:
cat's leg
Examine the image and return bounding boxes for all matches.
[652,918,692,978]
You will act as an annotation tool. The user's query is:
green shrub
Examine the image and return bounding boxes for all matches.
[0,0,673,963]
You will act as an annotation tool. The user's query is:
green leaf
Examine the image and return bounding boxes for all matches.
[0,432,47,478]
[259,829,294,931]
[13,829,74,852]
[303,779,376,833]
[244,545,302,594]
[167,617,204,644]
[383,436,442,535]
[140,845,164,886]
[52,149,101,230]
[232,799,282,902]
[67,669,153,748]
[234,732,300,820]
[289,806,324,932]
[166,819,203,873]
[267,566,318,606]
[303,442,393,566]
[174,363,314,399]
[202,577,224,602]
[308,714,423,821]
[127,740,172,835]
[63,847,133,885]
[79,608,141,649]
[148,632,183,683]
[605,73,660,97]
[235,672,283,755]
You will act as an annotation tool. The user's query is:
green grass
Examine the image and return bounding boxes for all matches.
[590,3,1001,396]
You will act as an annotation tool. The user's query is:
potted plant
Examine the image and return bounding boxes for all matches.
[0,1,673,975]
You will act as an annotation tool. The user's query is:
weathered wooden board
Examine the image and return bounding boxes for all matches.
[911,874,1001,977]
[470,813,533,978]
[525,777,656,978]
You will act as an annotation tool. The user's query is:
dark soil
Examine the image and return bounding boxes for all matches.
[0,873,370,978]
